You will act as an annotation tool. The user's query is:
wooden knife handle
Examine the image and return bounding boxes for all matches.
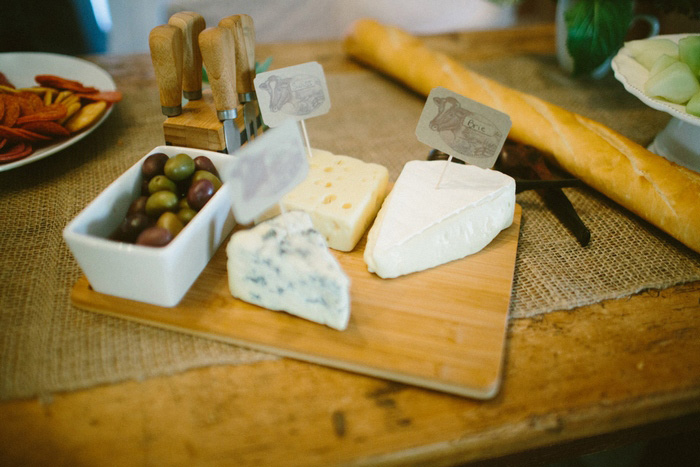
[238,14,256,77]
[218,15,254,96]
[199,26,239,114]
[148,24,183,115]
[168,11,205,100]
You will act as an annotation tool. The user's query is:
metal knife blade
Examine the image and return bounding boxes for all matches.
[199,26,242,154]
[219,14,256,142]
[168,11,206,101]
[148,24,183,117]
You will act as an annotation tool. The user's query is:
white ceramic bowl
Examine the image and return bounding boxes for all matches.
[63,146,237,307]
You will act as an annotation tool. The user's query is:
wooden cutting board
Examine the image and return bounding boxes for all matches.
[71,205,521,399]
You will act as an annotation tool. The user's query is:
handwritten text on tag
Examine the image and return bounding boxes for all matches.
[227,120,309,224]
[254,61,331,128]
[416,87,511,169]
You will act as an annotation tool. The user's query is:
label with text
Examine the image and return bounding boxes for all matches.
[416,87,511,169]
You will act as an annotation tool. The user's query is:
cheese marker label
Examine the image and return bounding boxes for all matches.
[254,61,331,128]
[416,87,511,170]
[228,119,309,224]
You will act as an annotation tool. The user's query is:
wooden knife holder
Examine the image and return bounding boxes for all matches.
[162,89,255,152]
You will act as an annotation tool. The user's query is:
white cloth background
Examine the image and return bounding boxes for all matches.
[166,0,516,42]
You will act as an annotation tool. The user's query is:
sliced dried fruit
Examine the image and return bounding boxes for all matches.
[64,100,107,133]
[58,101,81,125]
[17,96,36,117]
[1,95,20,127]
[35,74,98,93]
[21,120,70,137]
[75,90,123,103]
[14,126,51,142]
[16,103,67,125]
[17,86,55,95]
[18,91,44,113]
[0,125,24,141]
[0,142,33,163]
[43,89,56,106]
[54,90,73,104]
[0,72,119,160]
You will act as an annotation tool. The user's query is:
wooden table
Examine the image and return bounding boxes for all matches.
[2,24,700,466]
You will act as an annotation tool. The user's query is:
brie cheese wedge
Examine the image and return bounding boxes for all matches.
[227,211,351,330]
[364,160,515,279]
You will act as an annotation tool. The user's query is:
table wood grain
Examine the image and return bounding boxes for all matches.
[2,23,699,467]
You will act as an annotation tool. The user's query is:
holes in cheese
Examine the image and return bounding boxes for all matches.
[257,149,389,252]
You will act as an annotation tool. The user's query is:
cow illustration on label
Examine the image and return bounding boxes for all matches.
[429,96,502,159]
[258,73,325,117]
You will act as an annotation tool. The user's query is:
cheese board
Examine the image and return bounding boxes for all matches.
[71,205,521,399]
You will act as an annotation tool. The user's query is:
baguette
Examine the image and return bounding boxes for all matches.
[343,19,700,254]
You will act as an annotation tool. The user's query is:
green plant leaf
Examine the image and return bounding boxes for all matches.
[565,0,634,76]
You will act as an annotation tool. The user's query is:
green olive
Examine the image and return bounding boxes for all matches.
[192,170,222,192]
[178,197,191,210]
[156,211,184,237]
[145,190,178,217]
[164,153,195,181]
[176,207,197,225]
[148,174,177,194]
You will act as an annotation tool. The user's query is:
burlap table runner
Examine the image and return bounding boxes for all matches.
[1,52,699,401]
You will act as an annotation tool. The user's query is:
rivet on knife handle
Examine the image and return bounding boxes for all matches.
[168,11,206,100]
[148,24,184,117]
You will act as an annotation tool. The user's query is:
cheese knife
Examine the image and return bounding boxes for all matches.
[149,24,184,117]
[219,14,256,143]
[428,147,590,246]
[199,26,242,154]
[496,142,591,247]
[168,11,206,101]
[238,14,262,131]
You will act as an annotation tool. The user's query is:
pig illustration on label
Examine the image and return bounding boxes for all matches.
[429,96,502,158]
[258,73,325,117]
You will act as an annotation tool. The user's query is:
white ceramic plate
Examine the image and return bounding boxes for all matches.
[0,52,117,172]
[611,34,700,127]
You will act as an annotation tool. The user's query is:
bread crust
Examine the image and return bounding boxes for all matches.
[344,19,700,254]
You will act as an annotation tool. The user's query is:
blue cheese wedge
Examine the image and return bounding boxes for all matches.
[259,149,389,252]
[227,211,351,330]
[364,160,515,279]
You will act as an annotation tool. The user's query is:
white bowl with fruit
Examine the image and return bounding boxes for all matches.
[611,34,700,172]
[63,146,237,307]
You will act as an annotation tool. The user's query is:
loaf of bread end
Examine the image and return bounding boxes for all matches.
[343,19,700,254]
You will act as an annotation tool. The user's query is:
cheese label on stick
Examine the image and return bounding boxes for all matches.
[416,87,511,169]
[254,61,331,128]
[227,119,308,224]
